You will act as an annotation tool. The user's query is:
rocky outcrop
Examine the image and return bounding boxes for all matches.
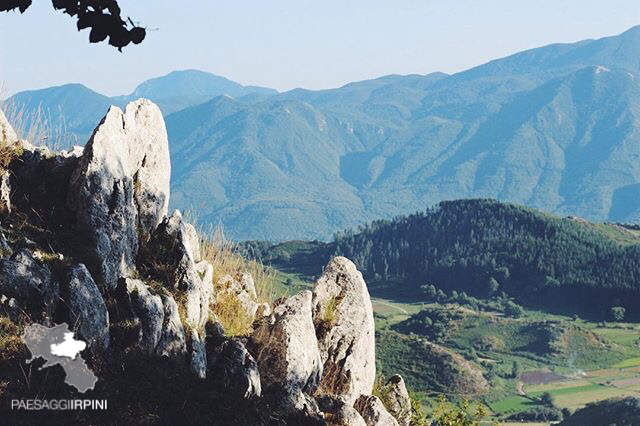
[0,171,10,213]
[68,99,170,288]
[215,273,260,321]
[354,395,400,426]
[383,375,411,426]
[0,102,413,425]
[155,294,187,358]
[212,339,261,399]
[189,329,207,379]
[64,264,109,350]
[121,278,187,360]
[122,278,164,354]
[318,396,367,426]
[312,256,376,405]
[250,291,322,405]
[0,109,17,144]
[0,248,58,322]
[148,210,211,330]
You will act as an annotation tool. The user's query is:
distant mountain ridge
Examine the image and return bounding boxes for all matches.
[113,69,277,114]
[2,69,278,141]
[3,26,640,240]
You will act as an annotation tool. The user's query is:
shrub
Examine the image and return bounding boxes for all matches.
[506,406,562,421]
[432,395,488,426]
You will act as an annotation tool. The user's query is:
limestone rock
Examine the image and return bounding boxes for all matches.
[0,248,58,321]
[240,273,257,300]
[190,329,207,379]
[216,274,260,321]
[0,294,21,322]
[149,211,211,329]
[0,170,10,213]
[250,291,322,396]
[182,259,213,330]
[318,396,367,426]
[0,109,17,144]
[312,256,376,405]
[0,229,12,257]
[68,99,170,288]
[8,143,81,232]
[213,339,261,399]
[123,278,164,354]
[153,210,199,270]
[185,222,201,263]
[354,395,399,426]
[64,264,109,350]
[256,302,271,318]
[384,375,411,426]
[156,294,187,358]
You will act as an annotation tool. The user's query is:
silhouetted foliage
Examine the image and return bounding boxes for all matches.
[0,0,145,50]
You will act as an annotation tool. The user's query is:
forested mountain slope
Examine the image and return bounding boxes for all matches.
[165,26,640,240]
[5,27,640,240]
[248,199,640,319]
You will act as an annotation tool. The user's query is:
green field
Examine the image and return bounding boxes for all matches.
[268,264,640,424]
[614,357,640,368]
[370,298,640,422]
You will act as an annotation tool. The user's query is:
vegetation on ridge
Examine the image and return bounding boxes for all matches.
[248,199,640,320]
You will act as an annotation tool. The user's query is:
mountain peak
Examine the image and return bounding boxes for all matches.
[122,70,277,114]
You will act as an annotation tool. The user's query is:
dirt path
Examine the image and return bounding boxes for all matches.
[373,299,409,315]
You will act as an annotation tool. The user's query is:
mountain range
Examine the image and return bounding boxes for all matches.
[3,26,640,240]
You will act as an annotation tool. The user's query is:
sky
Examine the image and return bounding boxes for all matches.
[0,1,638,97]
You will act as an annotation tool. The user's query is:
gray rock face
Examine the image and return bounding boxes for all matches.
[123,278,164,354]
[122,279,189,362]
[0,109,17,144]
[0,248,58,321]
[0,170,11,213]
[65,264,109,350]
[354,395,399,426]
[216,273,260,321]
[154,210,199,270]
[150,210,211,330]
[214,339,261,399]
[312,256,376,405]
[68,99,170,288]
[384,375,411,426]
[250,291,322,396]
[0,229,12,257]
[318,396,367,426]
[190,329,207,379]
[156,294,187,358]
[7,141,81,234]
[190,260,213,328]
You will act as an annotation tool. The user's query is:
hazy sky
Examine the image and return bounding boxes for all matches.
[1,1,638,97]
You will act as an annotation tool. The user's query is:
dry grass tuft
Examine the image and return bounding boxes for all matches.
[196,224,276,337]
[200,225,275,304]
[210,290,254,337]
[2,100,70,152]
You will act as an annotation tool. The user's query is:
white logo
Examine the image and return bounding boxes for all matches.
[50,332,87,359]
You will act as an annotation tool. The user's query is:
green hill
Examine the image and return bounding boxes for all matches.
[247,199,640,319]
